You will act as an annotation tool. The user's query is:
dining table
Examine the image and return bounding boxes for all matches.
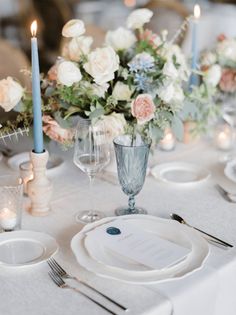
[0,136,236,315]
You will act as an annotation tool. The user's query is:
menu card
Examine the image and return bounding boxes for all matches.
[86,220,190,270]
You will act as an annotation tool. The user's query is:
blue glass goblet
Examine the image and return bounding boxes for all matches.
[113,135,151,216]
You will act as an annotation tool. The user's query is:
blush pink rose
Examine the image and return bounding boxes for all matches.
[131,94,155,124]
[217,34,227,42]
[219,68,236,93]
[42,115,74,144]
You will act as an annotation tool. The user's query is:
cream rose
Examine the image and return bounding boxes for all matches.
[84,46,119,85]
[126,9,153,30]
[92,83,109,98]
[62,19,85,38]
[131,94,155,124]
[201,52,217,67]
[217,38,236,62]
[67,36,93,61]
[57,61,82,87]
[204,64,222,87]
[95,113,126,144]
[105,27,136,51]
[112,82,133,101]
[0,77,24,112]
[157,80,184,105]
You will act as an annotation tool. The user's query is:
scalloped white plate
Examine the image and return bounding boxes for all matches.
[151,162,211,186]
[71,215,209,284]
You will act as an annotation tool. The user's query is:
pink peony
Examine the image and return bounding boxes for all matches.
[219,68,236,93]
[131,94,155,124]
[42,115,74,144]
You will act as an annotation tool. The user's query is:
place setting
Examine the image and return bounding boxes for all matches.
[0,1,236,315]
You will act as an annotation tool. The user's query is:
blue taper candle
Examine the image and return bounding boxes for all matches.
[189,4,201,88]
[31,20,44,153]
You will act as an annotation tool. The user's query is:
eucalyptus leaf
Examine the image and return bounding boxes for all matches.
[171,116,184,140]
[89,108,105,119]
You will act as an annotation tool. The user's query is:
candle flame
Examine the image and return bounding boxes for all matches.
[194,4,201,19]
[31,20,37,37]
[124,0,136,7]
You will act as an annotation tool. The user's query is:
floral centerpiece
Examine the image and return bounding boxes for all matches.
[0,9,190,145]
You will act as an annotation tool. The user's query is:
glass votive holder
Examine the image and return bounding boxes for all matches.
[19,161,33,195]
[159,128,176,151]
[214,124,233,151]
[0,175,23,232]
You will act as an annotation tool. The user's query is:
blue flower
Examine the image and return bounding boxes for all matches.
[129,52,155,73]
[134,73,153,92]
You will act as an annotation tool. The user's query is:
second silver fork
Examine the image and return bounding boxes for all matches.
[47,258,128,312]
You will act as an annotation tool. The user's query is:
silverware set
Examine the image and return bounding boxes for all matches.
[170,213,233,249]
[47,258,128,314]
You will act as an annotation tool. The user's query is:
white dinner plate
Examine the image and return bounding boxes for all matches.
[151,162,211,186]
[71,215,209,284]
[0,230,58,267]
[224,159,236,183]
[7,152,65,175]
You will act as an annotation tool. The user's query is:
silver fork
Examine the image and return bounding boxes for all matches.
[47,258,127,311]
[48,270,117,315]
[215,184,236,203]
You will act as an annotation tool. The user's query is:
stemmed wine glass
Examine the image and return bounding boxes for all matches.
[113,134,151,216]
[73,119,110,223]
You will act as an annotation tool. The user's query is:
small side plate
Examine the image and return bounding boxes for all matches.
[151,162,211,186]
[0,230,58,267]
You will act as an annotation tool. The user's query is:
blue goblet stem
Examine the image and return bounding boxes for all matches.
[128,195,135,213]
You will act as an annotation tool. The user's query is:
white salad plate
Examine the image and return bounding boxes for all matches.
[151,162,211,186]
[0,230,58,267]
[71,215,209,284]
[7,152,65,175]
[224,159,236,183]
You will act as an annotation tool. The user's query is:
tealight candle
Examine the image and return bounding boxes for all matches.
[0,208,17,231]
[215,125,233,151]
[159,129,176,151]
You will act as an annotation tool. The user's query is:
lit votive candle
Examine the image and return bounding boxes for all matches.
[215,125,233,151]
[0,208,17,231]
[20,161,33,195]
[159,129,176,151]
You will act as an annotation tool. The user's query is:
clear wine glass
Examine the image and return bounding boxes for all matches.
[73,119,110,223]
[113,134,151,216]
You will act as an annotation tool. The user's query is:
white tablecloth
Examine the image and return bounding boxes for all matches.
[0,137,236,315]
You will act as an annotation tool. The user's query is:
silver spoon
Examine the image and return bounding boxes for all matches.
[170,213,233,248]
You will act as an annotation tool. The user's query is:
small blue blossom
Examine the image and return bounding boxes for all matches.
[129,52,155,73]
[134,73,153,92]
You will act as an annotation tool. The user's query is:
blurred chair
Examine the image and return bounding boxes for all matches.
[0,39,30,88]
[0,39,31,122]
[143,0,190,45]
[86,24,106,47]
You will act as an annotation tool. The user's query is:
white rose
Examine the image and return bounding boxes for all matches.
[57,61,82,86]
[96,113,126,144]
[67,36,93,61]
[92,83,109,98]
[127,9,153,30]
[204,64,222,87]
[84,46,119,85]
[163,44,190,81]
[201,52,217,67]
[62,19,85,38]
[112,82,133,101]
[163,60,179,80]
[157,81,175,104]
[105,27,136,51]
[217,39,236,62]
[157,80,184,105]
[0,77,24,112]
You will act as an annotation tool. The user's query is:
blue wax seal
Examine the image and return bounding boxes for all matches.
[106,227,121,235]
